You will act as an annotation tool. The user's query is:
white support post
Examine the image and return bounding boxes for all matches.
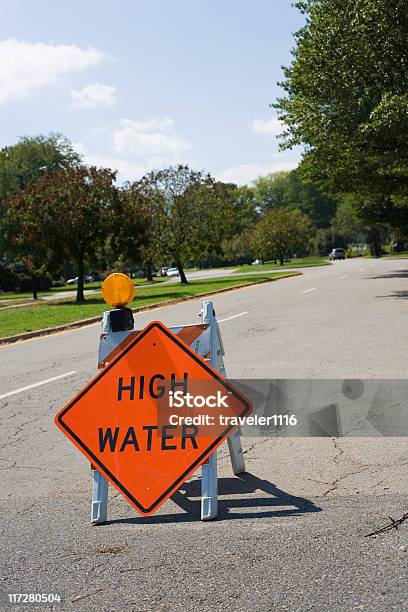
[227,430,245,475]
[200,300,218,520]
[91,468,108,524]
[201,452,218,520]
[91,311,112,525]
[215,318,246,475]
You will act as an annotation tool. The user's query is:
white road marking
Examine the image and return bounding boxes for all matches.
[338,275,348,280]
[218,311,248,323]
[0,370,77,400]
[301,288,316,294]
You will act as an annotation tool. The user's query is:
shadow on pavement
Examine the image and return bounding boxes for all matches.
[104,472,321,526]
[370,269,408,280]
[375,291,408,299]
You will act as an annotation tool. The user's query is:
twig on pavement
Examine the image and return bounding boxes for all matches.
[365,511,408,537]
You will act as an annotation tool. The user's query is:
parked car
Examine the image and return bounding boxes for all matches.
[166,267,180,277]
[329,248,346,260]
[66,275,93,285]
[392,240,405,253]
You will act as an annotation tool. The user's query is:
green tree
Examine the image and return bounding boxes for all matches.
[8,166,118,302]
[196,182,259,267]
[253,170,337,228]
[275,0,408,244]
[113,183,156,280]
[253,172,291,211]
[138,165,235,284]
[4,191,57,298]
[251,208,312,265]
[230,184,260,230]
[0,133,80,198]
[217,184,259,265]
[313,228,341,256]
[0,133,80,262]
[331,199,368,245]
[222,229,255,264]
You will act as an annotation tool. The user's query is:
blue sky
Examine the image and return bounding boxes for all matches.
[0,0,304,184]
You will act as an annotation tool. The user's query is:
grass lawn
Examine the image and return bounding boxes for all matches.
[0,277,166,301]
[0,271,299,338]
[381,252,408,259]
[234,256,331,273]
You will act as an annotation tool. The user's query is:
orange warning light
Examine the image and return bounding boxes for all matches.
[102,273,135,308]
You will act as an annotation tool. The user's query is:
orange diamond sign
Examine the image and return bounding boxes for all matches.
[55,321,252,515]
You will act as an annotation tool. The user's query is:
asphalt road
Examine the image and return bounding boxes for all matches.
[1,258,408,611]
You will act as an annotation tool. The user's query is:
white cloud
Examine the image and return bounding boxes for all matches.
[0,38,104,104]
[89,155,145,182]
[218,159,299,186]
[73,115,193,183]
[113,118,190,157]
[118,118,175,133]
[73,141,144,183]
[71,82,116,108]
[252,116,283,137]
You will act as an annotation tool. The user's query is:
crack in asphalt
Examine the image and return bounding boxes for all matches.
[320,438,405,497]
[332,437,345,464]
[71,585,112,604]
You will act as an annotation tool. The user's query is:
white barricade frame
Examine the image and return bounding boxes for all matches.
[91,299,245,524]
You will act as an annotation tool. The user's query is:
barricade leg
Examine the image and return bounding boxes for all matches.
[91,468,108,524]
[201,451,218,520]
[200,300,219,520]
[227,429,246,475]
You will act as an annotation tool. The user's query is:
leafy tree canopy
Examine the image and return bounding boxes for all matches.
[113,183,157,279]
[0,133,80,198]
[251,207,312,265]
[0,133,81,261]
[137,165,236,283]
[331,198,368,243]
[275,0,408,213]
[253,169,337,228]
[6,165,117,301]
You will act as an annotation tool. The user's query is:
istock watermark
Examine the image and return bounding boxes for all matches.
[169,389,230,409]
[156,379,408,437]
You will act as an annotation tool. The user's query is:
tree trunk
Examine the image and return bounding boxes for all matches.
[76,256,85,302]
[32,276,38,300]
[368,225,382,257]
[145,262,153,282]
[372,242,382,257]
[176,259,188,284]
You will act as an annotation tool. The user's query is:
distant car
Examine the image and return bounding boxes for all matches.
[392,240,405,253]
[252,259,263,265]
[166,267,180,277]
[133,270,145,278]
[66,275,93,285]
[329,248,345,260]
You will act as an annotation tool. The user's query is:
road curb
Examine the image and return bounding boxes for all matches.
[0,272,300,345]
